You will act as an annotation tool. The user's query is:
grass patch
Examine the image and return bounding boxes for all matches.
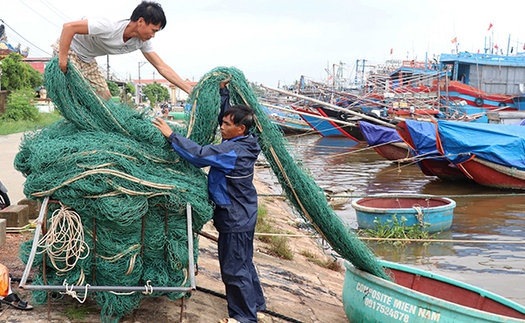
[300,250,342,272]
[255,203,293,260]
[0,111,62,135]
[61,304,95,320]
[358,215,438,246]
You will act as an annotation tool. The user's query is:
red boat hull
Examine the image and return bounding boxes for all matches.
[419,159,468,181]
[440,81,515,108]
[373,143,412,162]
[458,157,525,190]
[390,266,525,319]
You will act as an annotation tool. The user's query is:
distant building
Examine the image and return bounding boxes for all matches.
[7,54,198,105]
[23,57,51,74]
[133,78,197,104]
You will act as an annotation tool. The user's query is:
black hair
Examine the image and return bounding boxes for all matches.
[130,1,167,29]
[224,105,255,135]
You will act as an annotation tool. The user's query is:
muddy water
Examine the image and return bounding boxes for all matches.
[257,133,525,305]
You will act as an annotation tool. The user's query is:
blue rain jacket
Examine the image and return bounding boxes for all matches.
[167,130,261,233]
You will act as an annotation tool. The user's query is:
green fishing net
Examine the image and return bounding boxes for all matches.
[199,68,389,281]
[15,59,213,323]
[15,59,388,323]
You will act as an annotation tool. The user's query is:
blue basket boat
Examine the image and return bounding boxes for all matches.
[352,194,455,233]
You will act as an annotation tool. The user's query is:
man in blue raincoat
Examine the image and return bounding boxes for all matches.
[152,82,266,323]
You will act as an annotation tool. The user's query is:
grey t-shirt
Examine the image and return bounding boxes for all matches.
[70,18,154,63]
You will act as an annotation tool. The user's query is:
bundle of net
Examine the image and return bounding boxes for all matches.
[14,58,230,323]
[197,66,389,280]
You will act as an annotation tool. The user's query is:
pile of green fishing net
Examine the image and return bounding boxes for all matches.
[16,59,215,323]
[16,59,387,323]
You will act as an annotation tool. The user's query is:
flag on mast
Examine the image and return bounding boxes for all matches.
[488,23,493,31]
[451,37,457,43]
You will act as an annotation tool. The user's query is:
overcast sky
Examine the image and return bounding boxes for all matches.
[2,0,524,87]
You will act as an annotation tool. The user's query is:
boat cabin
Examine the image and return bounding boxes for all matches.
[439,52,525,96]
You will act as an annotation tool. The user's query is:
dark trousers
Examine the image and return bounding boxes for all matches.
[218,230,266,323]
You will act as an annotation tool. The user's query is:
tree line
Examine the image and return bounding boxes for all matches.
[0,52,171,122]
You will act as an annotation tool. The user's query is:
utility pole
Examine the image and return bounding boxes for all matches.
[137,61,147,105]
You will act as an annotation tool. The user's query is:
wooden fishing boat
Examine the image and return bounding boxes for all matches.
[343,260,525,323]
[358,120,412,162]
[454,157,525,190]
[292,105,347,137]
[436,120,525,190]
[313,105,365,141]
[268,113,313,134]
[372,141,411,163]
[352,194,455,233]
[441,81,515,110]
[378,52,525,121]
[438,52,525,112]
[258,104,314,134]
[396,120,469,181]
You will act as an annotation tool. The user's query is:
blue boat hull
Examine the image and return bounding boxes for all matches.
[299,111,345,137]
[352,195,455,233]
[343,261,525,323]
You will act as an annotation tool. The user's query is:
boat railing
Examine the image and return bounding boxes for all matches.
[401,60,436,70]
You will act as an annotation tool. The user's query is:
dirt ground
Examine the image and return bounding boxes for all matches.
[0,170,349,323]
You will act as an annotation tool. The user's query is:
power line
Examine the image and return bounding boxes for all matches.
[39,0,72,22]
[0,19,53,56]
[110,69,129,82]
[17,0,62,29]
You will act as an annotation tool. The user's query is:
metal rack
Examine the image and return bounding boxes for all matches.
[19,196,197,321]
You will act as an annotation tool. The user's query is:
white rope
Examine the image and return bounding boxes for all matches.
[36,203,90,274]
[142,280,154,295]
[180,268,188,287]
[412,205,425,227]
[61,279,90,303]
[108,290,135,296]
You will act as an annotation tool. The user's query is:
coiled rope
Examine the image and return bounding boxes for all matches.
[36,203,90,275]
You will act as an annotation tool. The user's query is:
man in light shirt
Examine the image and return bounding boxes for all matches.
[56,1,191,99]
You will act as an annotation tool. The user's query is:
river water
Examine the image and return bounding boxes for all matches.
[257,133,525,306]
